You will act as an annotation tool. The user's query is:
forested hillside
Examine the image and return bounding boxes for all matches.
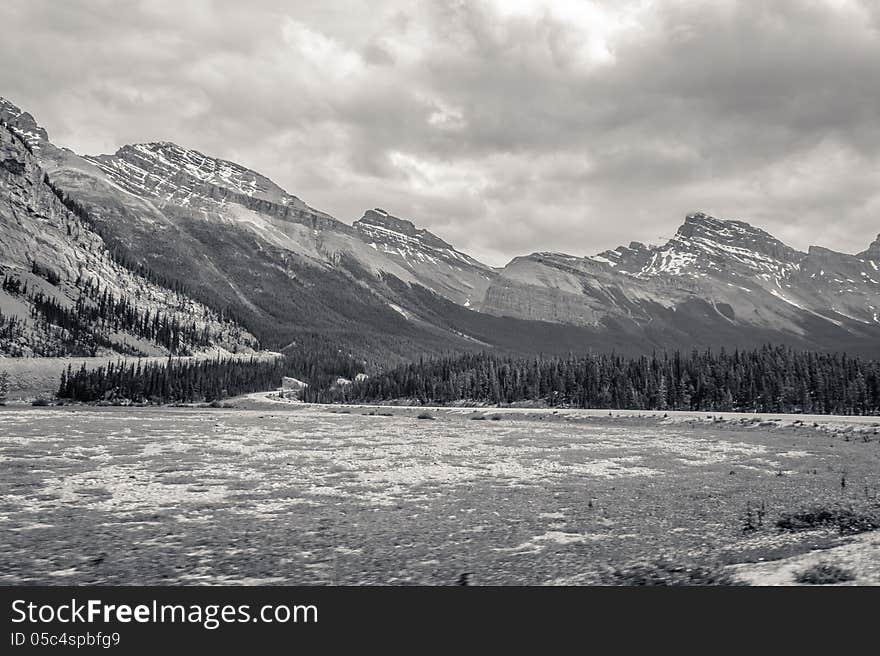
[0,121,258,357]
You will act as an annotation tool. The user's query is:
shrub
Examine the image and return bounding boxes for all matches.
[0,370,8,404]
[601,561,745,586]
[794,563,855,585]
[416,412,435,420]
[776,506,880,535]
[31,397,51,407]
[490,414,503,421]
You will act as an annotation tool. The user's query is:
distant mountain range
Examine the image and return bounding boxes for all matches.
[3,95,880,360]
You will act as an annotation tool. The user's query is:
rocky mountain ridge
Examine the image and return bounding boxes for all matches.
[3,95,879,358]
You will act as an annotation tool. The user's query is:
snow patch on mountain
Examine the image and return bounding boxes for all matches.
[639,212,803,279]
[0,97,50,150]
[354,209,486,269]
[83,142,306,210]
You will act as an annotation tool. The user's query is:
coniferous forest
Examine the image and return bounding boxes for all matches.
[322,347,880,416]
[53,345,880,415]
[58,358,281,403]
[1,273,222,357]
[57,348,364,404]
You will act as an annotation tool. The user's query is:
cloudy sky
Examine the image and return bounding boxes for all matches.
[2,0,879,266]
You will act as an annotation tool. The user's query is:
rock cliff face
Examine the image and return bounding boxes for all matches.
[860,235,880,262]
[0,98,49,147]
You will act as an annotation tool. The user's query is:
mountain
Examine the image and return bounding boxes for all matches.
[0,121,257,357]
[352,208,495,306]
[3,95,879,360]
[479,211,880,354]
[0,99,529,361]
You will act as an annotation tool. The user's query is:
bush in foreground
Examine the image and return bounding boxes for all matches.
[776,506,880,535]
[601,561,745,586]
[794,563,855,585]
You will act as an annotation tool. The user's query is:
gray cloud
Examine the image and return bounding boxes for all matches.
[1,0,878,266]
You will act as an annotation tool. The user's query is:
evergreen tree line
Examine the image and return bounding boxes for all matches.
[2,274,114,356]
[33,289,211,354]
[57,349,365,403]
[0,308,25,345]
[58,357,279,403]
[2,274,214,356]
[322,347,880,415]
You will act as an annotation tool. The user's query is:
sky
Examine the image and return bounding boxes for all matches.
[1,0,879,267]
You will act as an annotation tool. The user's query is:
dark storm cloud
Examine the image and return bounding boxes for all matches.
[1,0,878,266]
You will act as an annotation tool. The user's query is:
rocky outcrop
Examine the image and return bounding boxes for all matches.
[860,235,880,261]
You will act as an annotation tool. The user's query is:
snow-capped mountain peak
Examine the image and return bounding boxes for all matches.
[352,208,495,305]
[675,211,800,260]
[354,208,487,270]
[83,141,306,209]
[640,211,803,277]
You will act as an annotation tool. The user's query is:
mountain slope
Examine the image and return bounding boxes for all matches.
[0,122,257,357]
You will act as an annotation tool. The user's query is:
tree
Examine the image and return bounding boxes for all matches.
[0,370,9,404]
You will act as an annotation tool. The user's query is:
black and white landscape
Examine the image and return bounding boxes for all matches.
[2,0,880,586]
